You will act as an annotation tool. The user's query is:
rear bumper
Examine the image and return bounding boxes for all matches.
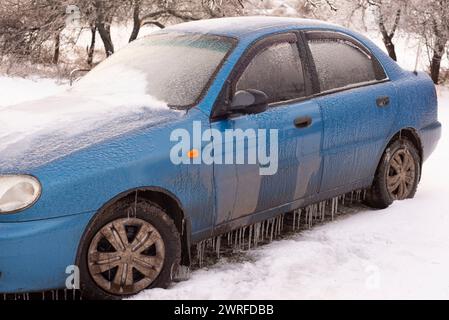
[0,212,94,293]
[420,121,442,162]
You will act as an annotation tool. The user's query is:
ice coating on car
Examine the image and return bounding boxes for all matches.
[167,16,339,37]
[0,66,182,171]
[0,31,237,171]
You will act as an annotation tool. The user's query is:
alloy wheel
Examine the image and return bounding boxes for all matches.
[386,148,416,200]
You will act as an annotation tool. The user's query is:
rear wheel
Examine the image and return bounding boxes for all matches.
[366,138,421,209]
[78,200,181,300]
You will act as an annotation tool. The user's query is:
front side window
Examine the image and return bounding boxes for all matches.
[236,42,306,104]
[73,32,236,108]
[308,38,381,92]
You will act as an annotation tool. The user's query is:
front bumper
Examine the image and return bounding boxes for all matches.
[0,212,94,293]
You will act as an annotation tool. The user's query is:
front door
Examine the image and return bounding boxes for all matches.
[211,34,323,225]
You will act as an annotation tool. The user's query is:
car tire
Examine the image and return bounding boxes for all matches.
[365,138,421,209]
[78,199,181,300]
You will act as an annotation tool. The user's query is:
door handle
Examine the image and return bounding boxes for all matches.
[294,116,312,129]
[377,96,390,108]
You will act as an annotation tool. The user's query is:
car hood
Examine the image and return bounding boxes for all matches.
[0,90,184,173]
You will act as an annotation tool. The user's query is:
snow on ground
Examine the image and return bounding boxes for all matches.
[0,77,66,107]
[0,76,448,300]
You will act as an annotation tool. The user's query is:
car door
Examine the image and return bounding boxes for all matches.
[211,33,323,226]
[304,31,397,192]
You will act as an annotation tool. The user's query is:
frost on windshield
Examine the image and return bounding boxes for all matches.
[0,67,181,171]
[0,31,234,171]
[77,32,236,107]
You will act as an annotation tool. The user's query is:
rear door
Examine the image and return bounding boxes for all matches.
[305,31,397,192]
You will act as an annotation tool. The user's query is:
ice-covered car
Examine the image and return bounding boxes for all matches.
[0,17,441,299]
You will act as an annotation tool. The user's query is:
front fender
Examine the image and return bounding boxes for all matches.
[0,109,215,236]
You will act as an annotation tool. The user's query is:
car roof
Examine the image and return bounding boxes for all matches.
[167,16,340,39]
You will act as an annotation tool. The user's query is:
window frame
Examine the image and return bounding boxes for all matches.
[210,29,390,121]
[304,30,389,96]
[210,31,315,120]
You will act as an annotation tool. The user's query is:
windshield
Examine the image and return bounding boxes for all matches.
[73,32,236,108]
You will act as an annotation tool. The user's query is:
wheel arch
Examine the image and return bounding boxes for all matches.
[76,186,192,269]
[374,127,424,178]
[388,128,423,164]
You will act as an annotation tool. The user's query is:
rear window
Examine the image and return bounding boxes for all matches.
[308,38,382,92]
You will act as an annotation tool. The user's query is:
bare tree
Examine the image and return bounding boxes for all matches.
[406,0,449,84]
[348,0,406,61]
[125,0,245,43]
[0,0,67,62]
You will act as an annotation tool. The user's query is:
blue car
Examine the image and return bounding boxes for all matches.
[0,17,441,299]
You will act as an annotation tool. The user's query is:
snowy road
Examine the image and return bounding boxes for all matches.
[1,77,448,300]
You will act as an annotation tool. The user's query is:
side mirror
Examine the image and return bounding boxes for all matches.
[230,89,269,115]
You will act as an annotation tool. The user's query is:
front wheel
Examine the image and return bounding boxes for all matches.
[78,200,181,300]
[365,139,421,209]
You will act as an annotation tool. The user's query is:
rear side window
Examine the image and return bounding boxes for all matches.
[308,38,382,92]
[236,42,306,104]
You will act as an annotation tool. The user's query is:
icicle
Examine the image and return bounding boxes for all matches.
[335,197,339,214]
[265,219,269,239]
[306,205,313,229]
[237,227,241,250]
[331,197,337,220]
[216,236,221,258]
[234,229,238,250]
[276,216,280,236]
[261,221,265,241]
[248,225,252,250]
[253,223,257,247]
[319,201,325,222]
[196,242,201,267]
[292,210,296,231]
[305,207,309,228]
[310,205,313,228]
[274,216,279,237]
[196,241,206,267]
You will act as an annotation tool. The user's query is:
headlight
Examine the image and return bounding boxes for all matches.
[0,175,41,214]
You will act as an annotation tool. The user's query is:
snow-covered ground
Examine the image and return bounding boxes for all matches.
[0,77,66,107]
[0,74,447,300]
